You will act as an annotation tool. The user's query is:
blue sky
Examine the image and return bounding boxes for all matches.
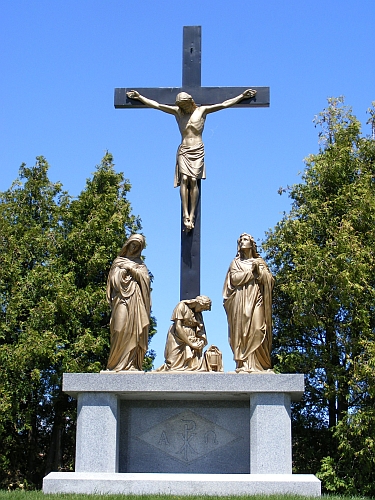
[1,0,374,370]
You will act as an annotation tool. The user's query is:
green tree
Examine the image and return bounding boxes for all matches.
[0,153,155,489]
[262,98,375,493]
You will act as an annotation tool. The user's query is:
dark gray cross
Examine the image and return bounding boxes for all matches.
[115,26,270,301]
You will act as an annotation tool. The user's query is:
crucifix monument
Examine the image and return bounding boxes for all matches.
[43,25,321,497]
[114,26,270,300]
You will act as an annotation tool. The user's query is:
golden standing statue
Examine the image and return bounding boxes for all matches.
[127,89,256,231]
[106,234,151,371]
[223,233,274,373]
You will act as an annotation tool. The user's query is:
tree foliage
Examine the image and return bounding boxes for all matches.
[263,98,375,494]
[0,153,156,489]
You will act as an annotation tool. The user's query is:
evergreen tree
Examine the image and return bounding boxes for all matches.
[263,98,375,494]
[0,153,155,488]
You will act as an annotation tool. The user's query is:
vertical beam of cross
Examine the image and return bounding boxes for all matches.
[180,26,202,301]
[182,26,201,88]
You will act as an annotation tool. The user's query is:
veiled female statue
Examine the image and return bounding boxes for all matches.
[157,295,212,372]
[106,234,150,371]
[223,233,274,373]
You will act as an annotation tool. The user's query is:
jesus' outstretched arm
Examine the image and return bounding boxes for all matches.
[202,89,257,115]
[126,90,178,115]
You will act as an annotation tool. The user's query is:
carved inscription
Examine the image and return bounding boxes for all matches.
[137,410,239,463]
[158,431,169,446]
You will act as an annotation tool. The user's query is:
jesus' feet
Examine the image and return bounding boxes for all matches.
[183,216,193,231]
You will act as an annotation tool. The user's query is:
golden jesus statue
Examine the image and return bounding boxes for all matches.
[126,89,256,231]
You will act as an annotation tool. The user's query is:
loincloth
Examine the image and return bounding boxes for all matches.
[174,142,206,187]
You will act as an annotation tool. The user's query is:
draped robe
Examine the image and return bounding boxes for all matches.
[223,256,274,372]
[106,255,150,371]
[157,301,208,371]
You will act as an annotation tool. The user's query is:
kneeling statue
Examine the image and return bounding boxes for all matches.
[157,295,213,372]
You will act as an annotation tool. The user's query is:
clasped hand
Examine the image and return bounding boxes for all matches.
[127,90,140,99]
[242,89,257,99]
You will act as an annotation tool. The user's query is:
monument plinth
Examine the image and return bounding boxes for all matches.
[43,372,320,496]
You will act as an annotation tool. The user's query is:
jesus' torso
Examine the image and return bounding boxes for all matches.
[176,108,207,147]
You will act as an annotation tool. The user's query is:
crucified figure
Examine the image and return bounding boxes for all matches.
[126,89,256,231]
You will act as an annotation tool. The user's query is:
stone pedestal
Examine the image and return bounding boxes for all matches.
[43,372,321,496]
[75,392,119,473]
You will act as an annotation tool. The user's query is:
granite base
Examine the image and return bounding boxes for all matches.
[42,372,321,496]
[43,472,321,496]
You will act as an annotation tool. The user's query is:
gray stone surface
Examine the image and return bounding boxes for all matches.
[43,472,321,496]
[75,393,119,472]
[63,373,304,476]
[119,400,249,473]
[63,372,304,401]
[250,393,292,473]
[43,372,321,496]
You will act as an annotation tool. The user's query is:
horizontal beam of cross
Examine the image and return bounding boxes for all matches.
[114,86,270,108]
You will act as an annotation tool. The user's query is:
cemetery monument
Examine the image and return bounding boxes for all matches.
[43,26,321,496]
